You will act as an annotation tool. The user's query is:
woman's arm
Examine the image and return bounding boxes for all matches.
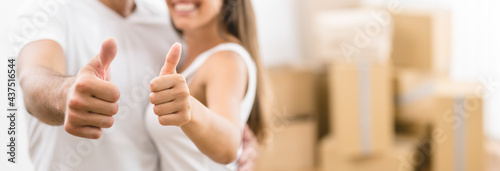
[149,44,248,164]
[183,50,248,164]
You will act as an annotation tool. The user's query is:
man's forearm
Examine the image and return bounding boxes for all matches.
[20,66,75,126]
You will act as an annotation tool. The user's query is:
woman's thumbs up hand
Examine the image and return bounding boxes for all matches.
[149,43,192,127]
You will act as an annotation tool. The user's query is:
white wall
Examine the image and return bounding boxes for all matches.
[450,0,500,140]
[252,0,303,66]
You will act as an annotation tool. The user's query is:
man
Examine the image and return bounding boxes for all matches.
[14,0,257,170]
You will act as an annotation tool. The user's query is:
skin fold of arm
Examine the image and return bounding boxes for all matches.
[18,40,74,126]
[180,52,248,164]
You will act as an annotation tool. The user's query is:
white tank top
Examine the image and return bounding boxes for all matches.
[144,43,257,171]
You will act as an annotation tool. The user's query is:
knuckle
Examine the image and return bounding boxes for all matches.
[110,103,119,115]
[149,93,158,104]
[66,112,78,122]
[153,105,161,115]
[178,112,191,126]
[175,89,189,98]
[67,97,83,109]
[89,130,102,139]
[150,78,159,91]
[110,88,120,102]
[175,74,186,83]
[184,101,191,111]
[181,90,190,98]
[102,117,114,128]
[149,93,155,103]
[64,123,75,134]
[185,112,191,122]
[75,79,90,92]
[158,116,169,126]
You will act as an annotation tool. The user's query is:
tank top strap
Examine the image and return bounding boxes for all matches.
[181,43,255,86]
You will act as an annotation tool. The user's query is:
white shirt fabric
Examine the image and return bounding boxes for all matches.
[144,43,257,171]
[14,0,179,170]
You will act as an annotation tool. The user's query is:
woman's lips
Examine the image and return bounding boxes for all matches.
[174,2,197,15]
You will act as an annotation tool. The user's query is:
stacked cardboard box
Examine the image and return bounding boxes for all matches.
[267,64,323,117]
[394,73,485,170]
[262,4,485,171]
[256,63,324,171]
[312,8,393,63]
[429,82,484,171]
[327,60,393,157]
[256,116,317,171]
[389,7,486,171]
[297,0,361,62]
[394,69,440,138]
[319,135,420,171]
[267,62,331,139]
[391,9,451,75]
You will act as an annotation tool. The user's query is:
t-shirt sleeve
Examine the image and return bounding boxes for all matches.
[11,1,68,56]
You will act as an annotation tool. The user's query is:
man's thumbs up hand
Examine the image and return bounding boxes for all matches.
[149,43,192,127]
[88,37,118,80]
[64,38,121,139]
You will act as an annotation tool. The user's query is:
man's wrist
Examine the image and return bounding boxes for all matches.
[56,76,76,116]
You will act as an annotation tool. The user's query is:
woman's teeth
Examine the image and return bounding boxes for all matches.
[175,3,196,12]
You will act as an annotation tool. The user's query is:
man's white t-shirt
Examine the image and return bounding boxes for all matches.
[13,0,179,170]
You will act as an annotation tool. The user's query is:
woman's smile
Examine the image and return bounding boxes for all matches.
[173,1,200,16]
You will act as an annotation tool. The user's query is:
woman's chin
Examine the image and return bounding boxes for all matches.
[173,23,193,32]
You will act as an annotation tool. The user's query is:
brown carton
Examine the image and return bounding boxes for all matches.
[256,117,317,171]
[268,64,322,117]
[312,8,393,63]
[328,60,393,157]
[391,9,451,75]
[430,82,484,171]
[297,0,361,60]
[394,69,440,137]
[319,136,418,171]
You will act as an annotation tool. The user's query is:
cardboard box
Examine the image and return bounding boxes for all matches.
[256,117,317,171]
[297,0,361,60]
[268,63,323,117]
[430,82,484,171]
[312,8,393,63]
[391,9,451,75]
[319,136,418,171]
[394,135,429,171]
[328,60,393,157]
[394,69,440,138]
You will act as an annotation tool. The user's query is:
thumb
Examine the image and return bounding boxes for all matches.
[99,37,118,71]
[88,38,118,80]
[160,42,182,76]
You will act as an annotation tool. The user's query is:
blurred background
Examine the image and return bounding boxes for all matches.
[253,0,500,171]
[1,0,500,170]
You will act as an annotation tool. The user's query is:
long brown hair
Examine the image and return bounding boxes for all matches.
[172,0,269,143]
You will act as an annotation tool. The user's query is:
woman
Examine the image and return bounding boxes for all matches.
[144,0,267,170]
